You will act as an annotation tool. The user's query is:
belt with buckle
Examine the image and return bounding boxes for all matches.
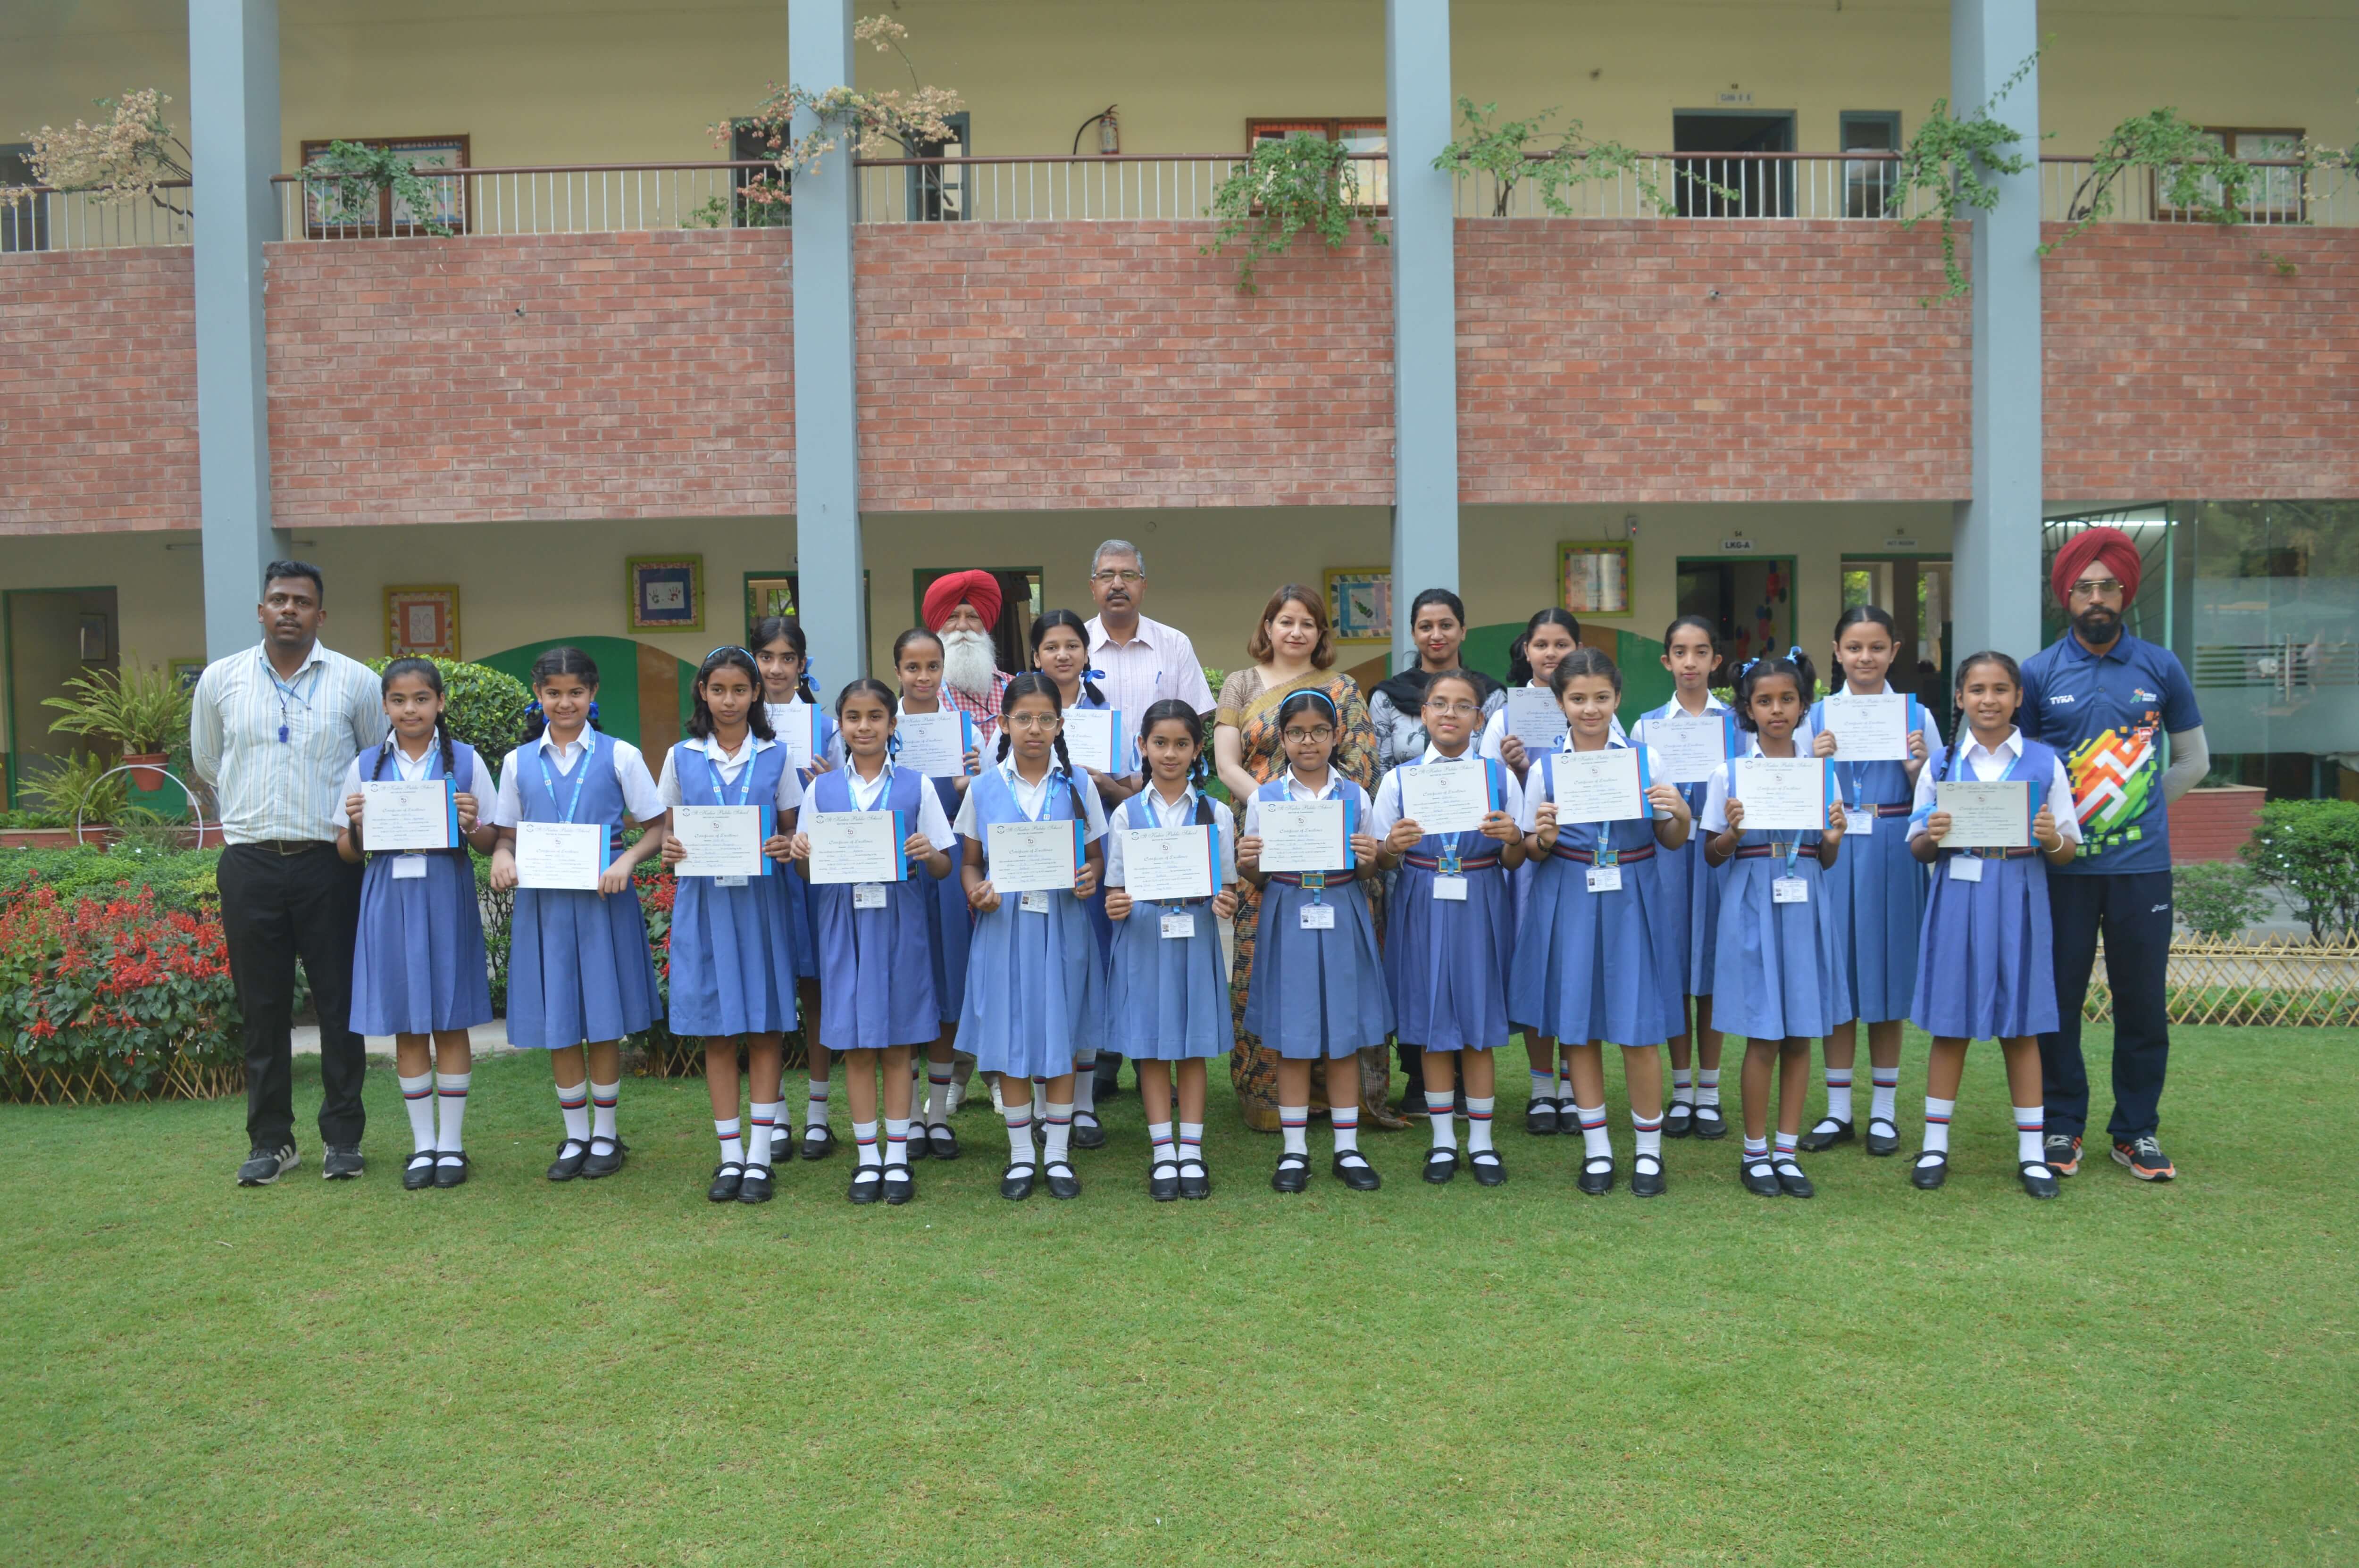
[242,838,335,857]
[1266,871,1339,889]
[1552,844,1655,865]
[1401,852,1502,872]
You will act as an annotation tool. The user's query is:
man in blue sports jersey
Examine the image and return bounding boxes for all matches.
[2019,527,2209,1183]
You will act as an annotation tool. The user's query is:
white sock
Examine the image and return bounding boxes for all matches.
[1924,1096,1955,1154]
[1774,1129,1802,1170]
[1043,1101,1075,1165]
[1824,1068,1855,1125]
[2014,1104,2044,1166]
[435,1072,469,1153]
[1425,1090,1456,1150]
[806,1079,832,1133]
[748,1101,782,1166]
[1697,1068,1723,1107]
[1332,1103,1363,1159]
[852,1119,881,1167]
[1556,1065,1574,1103]
[1743,1134,1770,1159]
[1178,1121,1205,1173]
[1632,1108,1664,1163]
[715,1118,745,1166]
[1574,1103,1611,1161]
[1466,1095,1497,1154]
[590,1080,619,1143]
[1280,1104,1310,1157]
[1528,1068,1553,1104]
[1032,1082,1049,1125]
[1671,1068,1696,1106]
[885,1117,912,1167]
[399,1072,436,1152]
[1149,1120,1176,1164]
[1073,1052,1099,1116]
[926,1062,954,1126]
[1003,1104,1037,1166]
[556,1081,591,1145]
[1871,1068,1899,1127]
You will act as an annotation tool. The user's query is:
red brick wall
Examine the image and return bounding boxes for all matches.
[2167,784,2267,865]
[0,248,199,535]
[2043,225,2359,500]
[855,222,1393,509]
[1456,220,1973,503]
[266,230,794,526]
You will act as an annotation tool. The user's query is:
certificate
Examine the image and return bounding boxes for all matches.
[1505,688,1568,753]
[1730,757,1832,833]
[1062,707,1122,775]
[895,710,974,779]
[1817,691,1914,764]
[1255,798,1351,874]
[670,804,772,878]
[1935,781,2032,849]
[513,821,609,891]
[1121,824,1218,904]
[1395,759,1496,837]
[766,702,819,773]
[806,809,906,884]
[1547,748,1647,825]
[361,779,458,852]
[986,820,1082,894]
[1648,710,1732,785]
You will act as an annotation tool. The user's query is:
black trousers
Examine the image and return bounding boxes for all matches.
[217,842,367,1151]
[2039,869,2174,1143]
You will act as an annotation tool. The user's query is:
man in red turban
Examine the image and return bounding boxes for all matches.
[922,569,1013,742]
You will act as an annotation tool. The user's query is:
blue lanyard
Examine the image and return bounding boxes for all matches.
[263,652,317,744]
[1003,762,1059,823]
[537,733,597,824]
[701,742,758,807]
[847,760,895,811]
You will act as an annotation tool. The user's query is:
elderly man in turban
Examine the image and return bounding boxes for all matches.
[2018,525,2208,1184]
[924,569,1016,745]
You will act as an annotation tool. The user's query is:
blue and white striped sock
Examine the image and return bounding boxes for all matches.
[399,1072,435,1152]
[1279,1104,1309,1157]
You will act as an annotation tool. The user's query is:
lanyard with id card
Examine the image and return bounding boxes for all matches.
[1771,838,1810,903]
[1283,787,1355,930]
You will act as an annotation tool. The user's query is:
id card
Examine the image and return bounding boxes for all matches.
[1846,807,1874,836]
[391,853,429,881]
[1299,903,1336,931]
[713,875,748,889]
[1949,857,1985,883]
[1020,890,1052,914]
[853,882,889,909]
[1772,876,1810,904]
[1432,875,1469,902]
[1586,865,1623,893]
[1160,912,1196,941]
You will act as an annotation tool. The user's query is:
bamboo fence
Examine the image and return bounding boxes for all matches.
[2081,933,2359,1026]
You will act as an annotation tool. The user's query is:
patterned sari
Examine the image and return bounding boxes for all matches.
[1216,667,1402,1131]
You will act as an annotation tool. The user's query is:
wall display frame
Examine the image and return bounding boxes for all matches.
[169,658,205,691]
[628,556,704,633]
[1324,567,1392,645]
[1558,540,1635,619]
[384,585,460,658]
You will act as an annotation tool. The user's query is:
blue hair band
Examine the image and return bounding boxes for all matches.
[704,644,753,664]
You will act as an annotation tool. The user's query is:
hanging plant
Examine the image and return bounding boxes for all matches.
[2043,108,2344,254]
[304,140,459,236]
[1430,97,1681,218]
[723,14,964,222]
[1204,133,1386,294]
[1892,51,2039,304]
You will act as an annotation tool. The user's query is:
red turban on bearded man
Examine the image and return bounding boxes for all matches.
[923,569,1004,633]
[2049,526,2142,607]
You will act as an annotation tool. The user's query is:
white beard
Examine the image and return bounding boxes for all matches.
[941,629,999,699]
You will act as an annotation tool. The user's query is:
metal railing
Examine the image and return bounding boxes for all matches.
[853,151,1380,224]
[1451,151,1941,221]
[0,183,192,252]
[2041,155,2357,227]
[267,162,786,240]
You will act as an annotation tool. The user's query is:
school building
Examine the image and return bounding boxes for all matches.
[2,0,2355,808]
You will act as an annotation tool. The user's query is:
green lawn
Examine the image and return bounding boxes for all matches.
[1,1026,2351,1568]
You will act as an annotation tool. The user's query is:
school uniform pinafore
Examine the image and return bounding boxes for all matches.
[1242,776,1392,1061]
[958,765,1104,1080]
[1811,690,1933,1025]
[1908,736,2064,1040]
[1379,754,1518,1051]
[1705,745,1853,1043]
[663,741,803,1038]
[348,740,494,1037]
[506,735,663,1049]
[1635,697,1733,1000]
[1103,788,1232,1062]
[808,763,943,1048]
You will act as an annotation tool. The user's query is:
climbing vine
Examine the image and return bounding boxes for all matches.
[1430,97,1675,217]
[1203,133,1385,294]
[304,140,458,236]
[1893,50,2039,303]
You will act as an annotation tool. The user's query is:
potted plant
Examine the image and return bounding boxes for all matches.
[42,659,192,791]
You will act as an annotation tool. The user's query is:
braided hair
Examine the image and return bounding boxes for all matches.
[687,646,774,742]
[1732,647,1818,734]
[1507,607,1583,687]
[995,671,1088,821]
[1939,650,2025,782]
[750,614,820,703]
[1029,609,1106,706]
[371,657,457,784]
[520,646,602,743]
[1136,698,1208,790]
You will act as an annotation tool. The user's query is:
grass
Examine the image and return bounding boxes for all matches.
[1,1026,2352,1568]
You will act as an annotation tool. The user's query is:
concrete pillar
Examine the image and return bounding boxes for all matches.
[1385,0,1459,672]
[190,0,283,658]
[789,0,867,686]
[1950,0,2043,659]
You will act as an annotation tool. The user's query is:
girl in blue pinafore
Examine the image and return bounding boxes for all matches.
[792,677,954,1207]
[1104,701,1237,1203]
[956,673,1109,1204]
[1368,667,1527,1190]
[1803,605,1938,1160]
[1700,649,1851,1200]
[893,626,980,1159]
[1510,648,1694,1201]
[333,658,499,1191]
[1905,650,2080,1201]
[1631,614,1733,1142]
[490,646,669,1185]
[754,613,843,1160]
[659,647,805,1207]
[1241,687,1391,1194]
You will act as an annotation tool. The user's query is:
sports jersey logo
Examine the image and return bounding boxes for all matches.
[2066,726,2156,836]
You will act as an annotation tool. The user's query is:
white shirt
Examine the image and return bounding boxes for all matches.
[1910,728,2081,843]
[1816,680,1943,798]
[190,641,384,844]
[1365,743,1526,842]
[1700,734,1817,835]
[1105,786,1238,888]
[489,732,666,827]
[1630,690,1730,751]
[654,733,803,812]
[814,759,955,850]
[330,741,494,830]
[1513,740,1671,831]
[953,760,1111,843]
[1480,683,1624,765]
[1084,612,1217,720]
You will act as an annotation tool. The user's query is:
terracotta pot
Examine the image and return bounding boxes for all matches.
[123,752,170,791]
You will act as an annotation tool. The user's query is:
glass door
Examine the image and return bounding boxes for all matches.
[1840,554,1952,738]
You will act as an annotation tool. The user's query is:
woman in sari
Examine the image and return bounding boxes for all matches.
[1213,586,1400,1130]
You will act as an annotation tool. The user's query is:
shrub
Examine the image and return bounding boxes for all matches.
[2240,800,2359,941]
[363,657,533,762]
[2172,861,2270,940]
[41,657,192,756]
[0,846,221,913]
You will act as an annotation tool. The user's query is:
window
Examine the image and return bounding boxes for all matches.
[0,144,46,252]
[2163,126,2305,220]
[727,121,792,227]
[906,110,970,223]
[1671,111,1794,217]
[1839,111,1901,217]
[298,135,468,237]
[1246,118,1389,209]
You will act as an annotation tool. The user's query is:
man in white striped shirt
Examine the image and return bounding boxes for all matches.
[191,562,385,1187]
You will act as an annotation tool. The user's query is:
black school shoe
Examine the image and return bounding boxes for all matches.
[737,1164,775,1204]
[882,1164,915,1206]
[1178,1163,1211,1201]
[1469,1149,1506,1188]
[904,1129,932,1162]
[926,1122,960,1160]
[1799,1118,1853,1153]
[800,1125,836,1161]
[1524,1098,1560,1135]
[322,1145,365,1180]
[1333,1151,1381,1191]
[402,1151,439,1191]
[1865,1118,1902,1158]
[1910,1151,1949,1190]
[1774,1159,1815,1199]
[1001,1163,1037,1201]
[1630,1153,1666,1198]
[545,1139,590,1182]
[1270,1152,1310,1194]
[849,1162,885,1204]
[433,1152,469,1189]
[1577,1156,1615,1197]
[1690,1102,1729,1140]
[708,1162,746,1203]
[1740,1151,1782,1197]
[1072,1112,1107,1151]
[581,1136,627,1179]
[1044,1161,1081,1201]
[2019,1160,2061,1200]
[1152,1159,1183,1201]
[1664,1101,1694,1139]
[1422,1147,1458,1184]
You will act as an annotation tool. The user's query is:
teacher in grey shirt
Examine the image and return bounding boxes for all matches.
[191,562,384,1187]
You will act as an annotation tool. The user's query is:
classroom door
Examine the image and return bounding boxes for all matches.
[5,587,119,806]
[1675,556,1798,671]
[1840,555,1953,736]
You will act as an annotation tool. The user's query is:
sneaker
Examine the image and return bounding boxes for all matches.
[2043,1133,2083,1177]
[321,1145,365,1180]
[2111,1135,2175,1182]
[237,1144,299,1185]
